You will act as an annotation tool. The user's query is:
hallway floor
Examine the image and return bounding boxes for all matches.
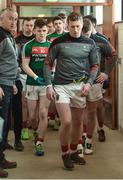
[5,127,123,179]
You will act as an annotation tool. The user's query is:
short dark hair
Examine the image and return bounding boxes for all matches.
[58,13,67,20]
[84,15,97,27]
[22,17,34,25]
[67,12,83,24]
[47,17,53,24]
[82,18,92,33]
[53,16,63,23]
[34,18,47,29]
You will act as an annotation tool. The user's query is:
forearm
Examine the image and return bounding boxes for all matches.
[22,64,37,79]
[105,44,117,75]
[106,54,117,75]
[87,64,99,85]
[43,65,52,86]
[44,53,55,86]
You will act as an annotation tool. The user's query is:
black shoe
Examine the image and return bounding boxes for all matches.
[62,153,74,171]
[4,142,14,150]
[14,141,24,151]
[0,159,17,169]
[71,152,86,165]
[0,168,8,178]
[82,135,86,147]
[98,129,106,142]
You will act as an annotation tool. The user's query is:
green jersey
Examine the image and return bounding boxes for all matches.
[47,31,66,42]
[23,39,51,85]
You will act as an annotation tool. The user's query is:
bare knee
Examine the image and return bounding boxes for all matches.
[61,119,71,129]
[39,110,48,120]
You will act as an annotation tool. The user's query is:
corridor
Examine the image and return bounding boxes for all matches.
[6,127,123,179]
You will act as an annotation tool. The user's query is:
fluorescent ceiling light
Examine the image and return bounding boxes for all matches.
[38,14,45,17]
[45,0,58,2]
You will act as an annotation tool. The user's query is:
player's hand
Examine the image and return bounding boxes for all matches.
[0,87,4,101]
[34,76,45,85]
[46,86,56,101]
[13,85,18,95]
[80,83,91,97]
[96,73,108,83]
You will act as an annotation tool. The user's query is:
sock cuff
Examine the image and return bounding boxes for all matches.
[78,139,83,145]
[70,143,77,151]
[87,134,92,139]
[61,144,69,153]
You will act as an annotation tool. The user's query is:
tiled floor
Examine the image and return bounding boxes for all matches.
[5,127,123,179]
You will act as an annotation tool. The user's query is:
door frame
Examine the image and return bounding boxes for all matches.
[7,0,117,129]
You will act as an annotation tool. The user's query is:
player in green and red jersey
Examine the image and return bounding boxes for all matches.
[22,18,50,156]
[47,16,66,42]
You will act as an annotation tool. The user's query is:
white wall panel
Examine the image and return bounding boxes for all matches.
[0,0,6,10]
[118,23,123,131]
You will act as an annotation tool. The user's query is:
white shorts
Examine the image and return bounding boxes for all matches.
[20,74,27,92]
[54,82,86,109]
[26,85,46,100]
[87,83,103,102]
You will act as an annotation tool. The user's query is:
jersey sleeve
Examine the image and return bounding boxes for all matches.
[22,42,32,59]
[87,42,100,85]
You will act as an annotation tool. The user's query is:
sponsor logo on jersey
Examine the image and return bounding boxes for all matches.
[32,47,48,54]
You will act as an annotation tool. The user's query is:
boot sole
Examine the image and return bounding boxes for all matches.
[63,166,74,171]
[2,165,17,169]
[72,160,86,165]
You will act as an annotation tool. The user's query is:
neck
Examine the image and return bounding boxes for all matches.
[23,32,33,37]
[56,30,63,34]
[35,38,46,43]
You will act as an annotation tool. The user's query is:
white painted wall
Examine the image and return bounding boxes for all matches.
[95,0,122,25]
[118,23,123,131]
[0,0,6,10]
[114,0,122,22]
[20,6,72,17]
